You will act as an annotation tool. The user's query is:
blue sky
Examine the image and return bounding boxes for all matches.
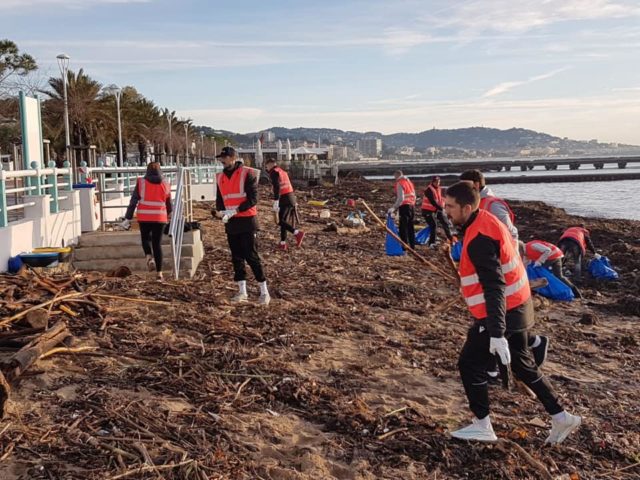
[3,0,640,143]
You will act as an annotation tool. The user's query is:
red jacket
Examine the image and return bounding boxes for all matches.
[395,177,416,206]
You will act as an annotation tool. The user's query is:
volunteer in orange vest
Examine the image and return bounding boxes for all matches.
[265,159,305,251]
[121,162,172,281]
[213,147,270,306]
[459,170,518,244]
[387,170,416,249]
[444,181,581,444]
[557,225,598,282]
[520,240,582,299]
[420,175,454,247]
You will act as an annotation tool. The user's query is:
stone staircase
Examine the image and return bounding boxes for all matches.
[72,230,204,278]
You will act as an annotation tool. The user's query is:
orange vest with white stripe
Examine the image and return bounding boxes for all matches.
[559,227,589,254]
[525,240,563,263]
[480,196,515,223]
[459,210,530,320]
[421,184,443,212]
[273,166,294,195]
[216,166,257,218]
[395,177,416,206]
[136,177,170,223]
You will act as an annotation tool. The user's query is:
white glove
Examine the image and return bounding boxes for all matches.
[534,260,542,268]
[387,208,395,216]
[222,208,237,224]
[119,218,131,230]
[489,337,511,366]
[272,200,280,212]
[594,253,602,259]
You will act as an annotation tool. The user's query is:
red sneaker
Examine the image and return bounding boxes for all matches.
[294,230,306,248]
[278,243,288,252]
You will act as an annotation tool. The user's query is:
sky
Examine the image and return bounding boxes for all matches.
[3,0,640,144]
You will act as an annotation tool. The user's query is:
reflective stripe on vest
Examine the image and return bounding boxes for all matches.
[421,184,442,211]
[525,240,563,262]
[480,196,515,223]
[560,227,588,254]
[273,166,294,195]
[458,210,530,319]
[395,177,416,206]
[216,166,257,218]
[136,177,169,223]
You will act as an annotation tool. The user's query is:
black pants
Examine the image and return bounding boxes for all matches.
[279,205,297,242]
[422,210,453,245]
[139,222,165,272]
[398,205,416,249]
[558,239,584,281]
[227,231,266,282]
[458,322,563,420]
[548,258,581,297]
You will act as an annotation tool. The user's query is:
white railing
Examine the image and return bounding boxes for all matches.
[168,167,193,280]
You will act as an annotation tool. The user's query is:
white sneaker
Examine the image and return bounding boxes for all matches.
[545,412,582,445]
[450,419,498,442]
[258,293,271,306]
[231,293,249,303]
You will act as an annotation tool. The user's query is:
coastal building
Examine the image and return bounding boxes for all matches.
[357,138,382,157]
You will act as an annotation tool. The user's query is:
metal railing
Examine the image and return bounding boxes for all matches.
[0,161,73,227]
[168,167,193,280]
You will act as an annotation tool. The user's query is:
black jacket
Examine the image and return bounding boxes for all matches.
[125,171,172,221]
[215,162,259,234]
[423,185,442,211]
[461,210,533,337]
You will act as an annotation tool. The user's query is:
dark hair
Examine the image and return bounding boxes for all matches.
[445,181,480,208]
[146,161,161,175]
[459,169,485,188]
[394,170,403,177]
[265,158,276,165]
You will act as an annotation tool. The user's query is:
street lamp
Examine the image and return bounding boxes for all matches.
[104,84,123,167]
[56,53,71,167]
[199,131,204,164]
[166,110,173,164]
[184,123,189,166]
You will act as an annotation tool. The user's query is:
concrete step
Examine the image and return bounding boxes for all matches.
[78,229,200,247]
[74,243,195,261]
[73,256,195,273]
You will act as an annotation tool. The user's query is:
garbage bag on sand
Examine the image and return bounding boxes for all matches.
[415,226,431,245]
[385,215,405,256]
[588,256,619,280]
[526,264,575,301]
[451,241,462,261]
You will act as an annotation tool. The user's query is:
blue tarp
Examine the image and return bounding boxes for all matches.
[415,226,431,245]
[526,264,575,301]
[451,241,462,261]
[588,256,619,280]
[385,215,405,256]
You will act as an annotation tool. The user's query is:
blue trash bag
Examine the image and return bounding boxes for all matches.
[588,256,619,280]
[415,226,431,245]
[451,241,462,261]
[526,264,575,301]
[7,255,24,274]
[385,215,405,256]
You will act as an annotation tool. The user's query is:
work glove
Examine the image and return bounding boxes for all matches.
[387,208,395,216]
[222,208,237,224]
[534,260,543,268]
[489,337,511,366]
[119,218,131,230]
[272,200,280,212]
[594,253,602,260]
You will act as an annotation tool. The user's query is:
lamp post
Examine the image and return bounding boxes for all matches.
[184,123,189,166]
[56,54,71,171]
[105,84,123,166]
[199,131,204,164]
[166,110,173,164]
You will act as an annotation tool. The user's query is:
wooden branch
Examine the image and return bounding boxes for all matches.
[497,438,553,480]
[88,294,172,305]
[107,460,195,479]
[0,292,84,328]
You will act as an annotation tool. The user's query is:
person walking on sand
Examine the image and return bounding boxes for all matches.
[558,225,598,282]
[265,158,305,252]
[520,240,582,299]
[444,181,581,443]
[120,162,171,281]
[420,175,454,248]
[213,146,270,306]
[388,170,416,249]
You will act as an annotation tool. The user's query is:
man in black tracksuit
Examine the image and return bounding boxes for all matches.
[444,181,581,444]
[213,147,270,305]
[421,176,454,247]
[265,159,305,251]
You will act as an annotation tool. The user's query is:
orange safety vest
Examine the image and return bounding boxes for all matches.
[395,177,416,206]
[559,227,589,254]
[459,210,530,320]
[480,196,515,223]
[421,184,443,212]
[273,166,293,195]
[216,166,257,218]
[136,177,170,223]
[525,240,563,263]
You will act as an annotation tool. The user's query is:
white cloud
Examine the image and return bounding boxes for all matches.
[0,0,150,9]
[482,67,570,98]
